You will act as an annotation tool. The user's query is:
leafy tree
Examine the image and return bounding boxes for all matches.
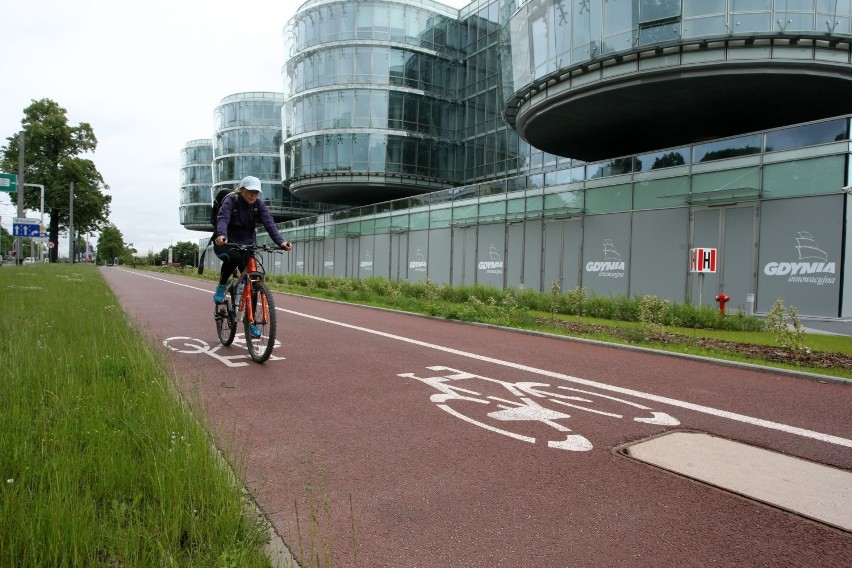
[172,241,199,266]
[96,224,133,265]
[1,226,12,258]
[0,98,111,262]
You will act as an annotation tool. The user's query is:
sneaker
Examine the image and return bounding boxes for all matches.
[213,284,226,303]
[249,324,262,338]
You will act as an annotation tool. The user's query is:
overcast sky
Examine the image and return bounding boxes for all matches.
[1,0,468,256]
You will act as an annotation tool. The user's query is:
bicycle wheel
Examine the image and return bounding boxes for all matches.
[244,281,277,363]
[215,296,237,346]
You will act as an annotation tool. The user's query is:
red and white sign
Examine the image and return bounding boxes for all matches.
[690,248,717,273]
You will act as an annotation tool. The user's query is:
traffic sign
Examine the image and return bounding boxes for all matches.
[0,173,17,192]
[12,217,40,237]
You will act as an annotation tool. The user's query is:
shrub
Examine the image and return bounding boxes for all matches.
[766,297,808,354]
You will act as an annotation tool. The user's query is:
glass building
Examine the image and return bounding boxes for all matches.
[179,139,214,231]
[195,1,852,317]
[213,92,330,222]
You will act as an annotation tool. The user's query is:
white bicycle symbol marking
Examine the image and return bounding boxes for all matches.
[163,336,284,367]
[398,366,680,452]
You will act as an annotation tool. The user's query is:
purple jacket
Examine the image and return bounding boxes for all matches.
[216,192,285,246]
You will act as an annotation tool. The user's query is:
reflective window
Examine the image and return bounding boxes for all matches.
[636,147,689,170]
[765,118,848,151]
[694,134,762,162]
[588,157,637,178]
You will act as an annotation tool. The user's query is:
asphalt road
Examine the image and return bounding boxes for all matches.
[101,268,851,568]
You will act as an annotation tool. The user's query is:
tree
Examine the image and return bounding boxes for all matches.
[172,241,199,266]
[0,99,112,262]
[1,226,12,258]
[96,224,131,265]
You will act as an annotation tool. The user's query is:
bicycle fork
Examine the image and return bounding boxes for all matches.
[238,276,270,325]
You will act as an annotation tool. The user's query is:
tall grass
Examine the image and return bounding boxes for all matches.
[0,264,272,566]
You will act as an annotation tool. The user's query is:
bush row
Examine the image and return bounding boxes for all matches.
[268,275,765,332]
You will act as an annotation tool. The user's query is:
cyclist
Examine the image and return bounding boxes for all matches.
[212,176,292,335]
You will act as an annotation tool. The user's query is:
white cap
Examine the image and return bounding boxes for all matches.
[240,176,262,193]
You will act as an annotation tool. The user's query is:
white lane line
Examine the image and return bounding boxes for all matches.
[281,308,852,449]
[119,272,852,449]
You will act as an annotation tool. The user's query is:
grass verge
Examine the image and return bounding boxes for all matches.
[0,264,272,566]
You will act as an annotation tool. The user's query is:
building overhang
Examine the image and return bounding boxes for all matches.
[507,36,852,162]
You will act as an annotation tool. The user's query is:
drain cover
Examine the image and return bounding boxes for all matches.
[621,431,851,531]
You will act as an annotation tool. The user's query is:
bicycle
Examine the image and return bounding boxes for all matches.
[214,243,282,363]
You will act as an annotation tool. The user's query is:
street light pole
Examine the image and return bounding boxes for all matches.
[69,181,74,263]
[15,132,24,264]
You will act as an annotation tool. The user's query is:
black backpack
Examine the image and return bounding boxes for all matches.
[198,189,237,274]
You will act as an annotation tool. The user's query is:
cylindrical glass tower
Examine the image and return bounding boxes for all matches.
[179,138,214,231]
[213,92,287,211]
[282,0,465,205]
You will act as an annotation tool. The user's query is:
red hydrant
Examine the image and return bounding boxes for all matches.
[715,293,731,315]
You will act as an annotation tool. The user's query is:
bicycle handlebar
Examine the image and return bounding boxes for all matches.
[221,243,288,254]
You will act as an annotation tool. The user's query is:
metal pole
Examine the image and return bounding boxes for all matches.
[69,182,74,263]
[23,184,45,261]
[15,132,24,264]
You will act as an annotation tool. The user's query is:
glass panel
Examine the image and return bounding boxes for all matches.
[453,204,478,223]
[776,12,815,31]
[374,216,391,234]
[636,147,690,170]
[479,200,506,220]
[585,184,632,214]
[588,157,636,178]
[409,211,429,230]
[683,16,727,38]
[692,167,760,195]
[733,0,772,9]
[640,0,681,22]
[633,176,689,209]
[694,134,762,162]
[639,23,681,44]
[683,0,725,17]
[732,12,772,32]
[543,189,583,215]
[526,194,543,216]
[763,155,844,198]
[430,206,452,228]
[765,119,848,151]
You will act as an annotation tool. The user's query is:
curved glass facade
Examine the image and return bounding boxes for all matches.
[213,92,284,199]
[282,0,467,204]
[506,0,852,91]
[503,0,852,161]
[213,92,330,223]
[188,0,852,318]
[179,139,214,231]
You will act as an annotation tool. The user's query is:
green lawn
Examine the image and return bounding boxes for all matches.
[0,264,274,566]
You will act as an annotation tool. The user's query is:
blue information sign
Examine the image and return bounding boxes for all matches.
[12,218,40,237]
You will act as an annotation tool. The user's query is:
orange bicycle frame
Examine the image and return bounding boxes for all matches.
[239,255,270,325]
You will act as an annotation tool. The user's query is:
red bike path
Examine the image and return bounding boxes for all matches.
[101,268,851,568]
